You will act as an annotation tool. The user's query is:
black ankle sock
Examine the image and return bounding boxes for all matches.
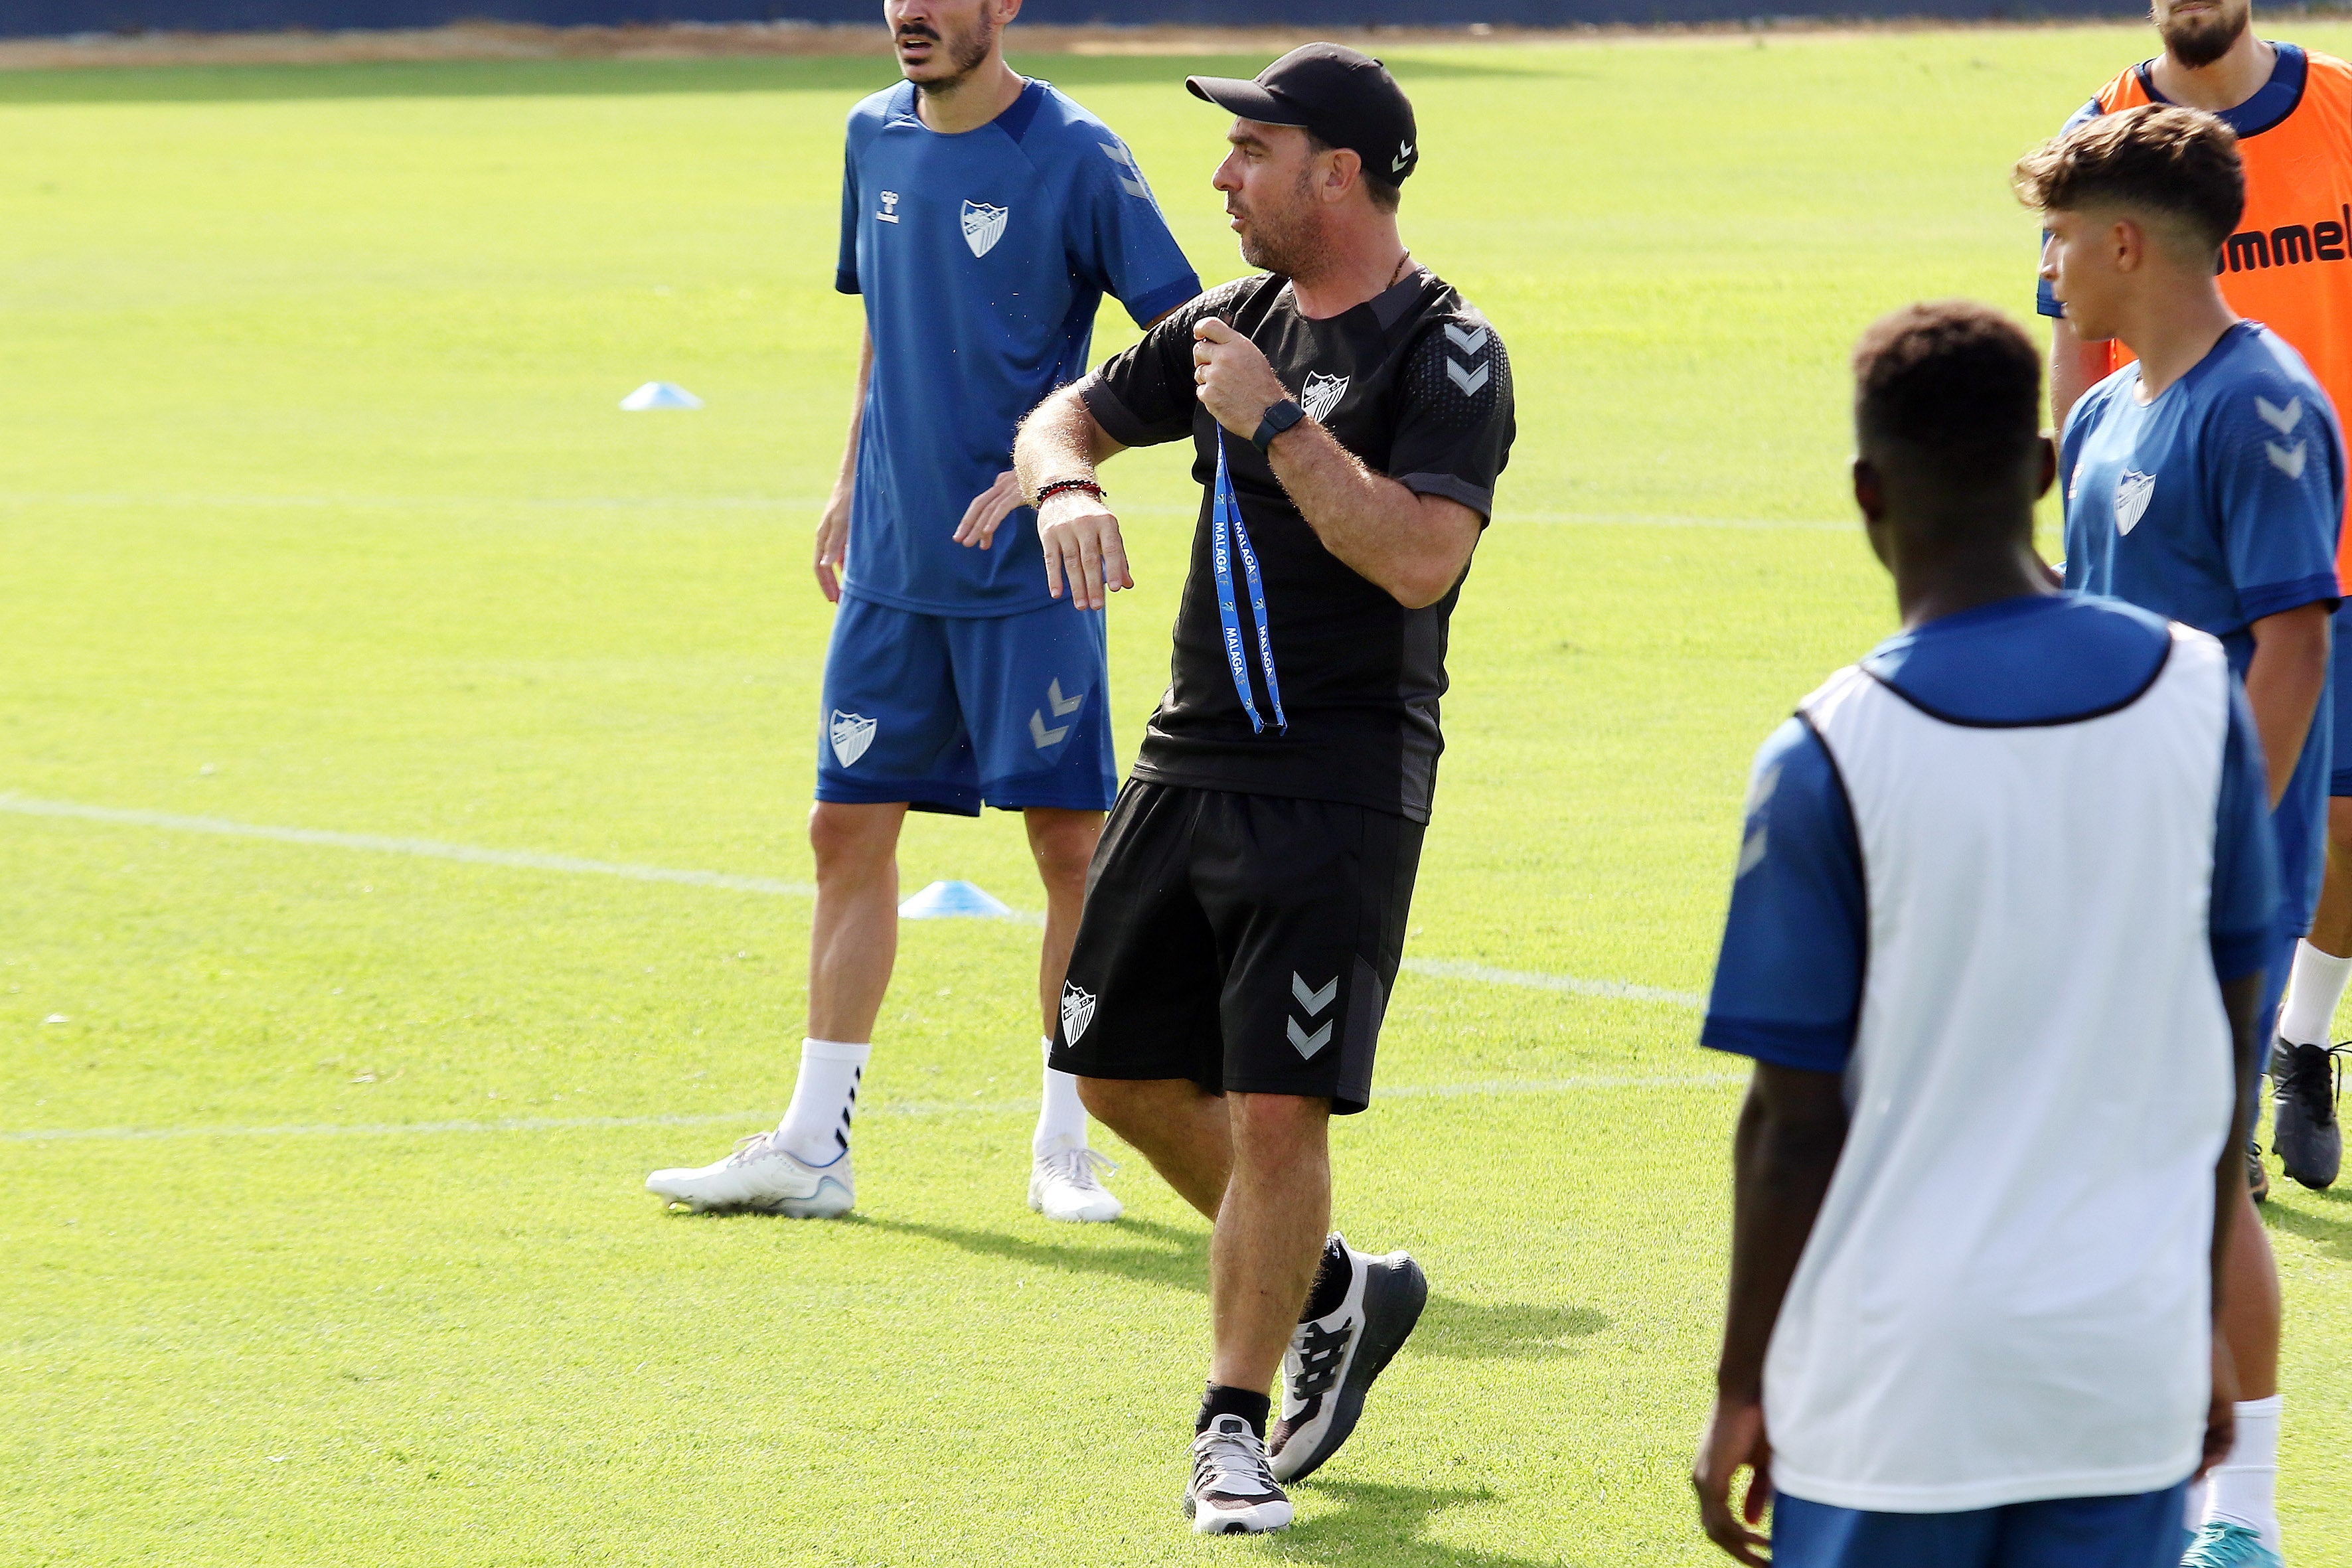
[1197,1383,1271,1439]
[1298,1233,1352,1323]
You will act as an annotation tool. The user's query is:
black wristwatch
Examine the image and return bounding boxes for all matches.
[1251,398,1307,454]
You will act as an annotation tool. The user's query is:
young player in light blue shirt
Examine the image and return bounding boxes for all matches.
[2025,104,2342,1568]
[644,0,1200,1225]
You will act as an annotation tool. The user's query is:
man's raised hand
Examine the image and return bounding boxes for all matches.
[1038,490,1132,611]
[1192,318,1293,439]
[953,470,1028,551]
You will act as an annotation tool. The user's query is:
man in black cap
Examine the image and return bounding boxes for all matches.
[999,42,1515,1535]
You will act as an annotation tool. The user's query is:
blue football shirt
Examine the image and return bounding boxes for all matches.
[1703,594,2279,1073]
[2062,321,2345,929]
[836,78,1201,617]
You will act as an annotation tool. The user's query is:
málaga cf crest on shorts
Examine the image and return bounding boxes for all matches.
[1060,982,1097,1044]
[829,710,877,767]
[961,200,1009,258]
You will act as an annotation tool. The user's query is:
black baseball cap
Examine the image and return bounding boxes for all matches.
[1185,43,1419,186]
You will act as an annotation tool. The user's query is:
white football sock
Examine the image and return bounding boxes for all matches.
[776,1038,870,1166]
[2205,1394,2282,1553]
[2280,941,2352,1048]
[1032,1034,1091,1157]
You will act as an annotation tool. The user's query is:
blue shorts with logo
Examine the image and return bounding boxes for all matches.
[1773,1482,2188,1568]
[815,592,1116,817]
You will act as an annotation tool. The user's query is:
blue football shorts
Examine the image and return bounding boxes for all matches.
[1773,1482,2189,1568]
[815,593,1116,817]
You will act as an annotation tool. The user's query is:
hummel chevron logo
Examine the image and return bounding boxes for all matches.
[1447,360,1490,396]
[1443,323,1488,356]
[2256,395,2304,436]
[1029,710,1068,749]
[1046,678,1084,718]
[1292,973,1337,1015]
[2269,440,2310,481]
[1097,141,1152,200]
[1392,141,1414,173]
[1287,1017,1333,1059]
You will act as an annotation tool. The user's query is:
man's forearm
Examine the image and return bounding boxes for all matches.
[1014,387,1121,499]
[1266,424,1476,609]
[2244,606,2331,808]
[833,327,874,496]
[1715,1067,1848,1399]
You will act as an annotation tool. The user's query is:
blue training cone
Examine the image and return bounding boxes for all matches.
[619,381,704,410]
[898,880,1014,919]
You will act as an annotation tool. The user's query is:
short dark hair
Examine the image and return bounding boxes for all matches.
[1852,301,2043,491]
[2012,103,2244,255]
[1306,129,1401,214]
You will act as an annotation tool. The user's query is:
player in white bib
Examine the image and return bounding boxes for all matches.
[1691,303,2276,1568]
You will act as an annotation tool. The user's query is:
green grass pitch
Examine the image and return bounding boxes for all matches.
[5,24,2352,1563]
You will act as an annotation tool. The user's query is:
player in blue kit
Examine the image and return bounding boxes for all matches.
[1693,300,2274,1568]
[643,0,1200,1221]
[2018,106,2343,1568]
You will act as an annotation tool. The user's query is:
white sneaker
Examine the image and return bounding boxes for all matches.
[645,1131,854,1217]
[1183,1415,1293,1535]
[1267,1236,1427,1482]
[1028,1144,1123,1223]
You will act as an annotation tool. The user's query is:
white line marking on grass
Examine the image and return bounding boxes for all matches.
[1397,957,1703,1008]
[0,1075,1744,1144]
[0,793,1701,1008]
[0,795,817,898]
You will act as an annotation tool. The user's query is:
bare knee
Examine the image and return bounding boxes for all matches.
[1225,1092,1330,1165]
[1077,1075,1194,1139]
[2330,797,2352,858]
[809,802,903,878]
[1026,807,1101,894]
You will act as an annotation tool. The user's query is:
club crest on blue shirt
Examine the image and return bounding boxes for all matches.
[2113,469,2156,536]
[961,200,1009,258]
[1301,372,1349,424]
[829,710,877,767]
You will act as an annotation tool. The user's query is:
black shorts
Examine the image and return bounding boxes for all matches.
[1048,780,1424,1115]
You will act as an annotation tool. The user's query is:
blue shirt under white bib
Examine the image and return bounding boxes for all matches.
[2062,321,2345,930]
[836,78,1200,617]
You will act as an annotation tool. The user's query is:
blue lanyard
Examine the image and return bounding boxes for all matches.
[1210,431,1287,735]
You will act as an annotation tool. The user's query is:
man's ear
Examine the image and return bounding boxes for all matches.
[1852,455,1887,525]
[1321,145,1364,205]
[2033,434,2058,502]
[2110,215,2146,275]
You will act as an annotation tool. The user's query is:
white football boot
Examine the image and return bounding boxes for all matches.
[645,1131,854,1217]
[1182,1415,1293,1535]
[1268,1236,1429,1482]
[1028,1144,1123,1223]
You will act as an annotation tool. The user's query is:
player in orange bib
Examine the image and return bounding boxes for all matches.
[2043,9,2349,1565]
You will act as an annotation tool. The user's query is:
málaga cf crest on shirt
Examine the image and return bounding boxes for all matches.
[961,200,1009,258]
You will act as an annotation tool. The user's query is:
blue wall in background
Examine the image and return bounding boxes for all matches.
[5,0,2144,40]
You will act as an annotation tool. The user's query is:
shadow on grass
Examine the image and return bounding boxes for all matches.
[1277,1479,1557,1566]
[0,48,1545,106]
[861,1215,1609,1360]
[2265,1186,2352,1261]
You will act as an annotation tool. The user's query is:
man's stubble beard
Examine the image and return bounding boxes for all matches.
[907,12,998,93]
[1236,167,1334,281]
[2158,0,2248,70]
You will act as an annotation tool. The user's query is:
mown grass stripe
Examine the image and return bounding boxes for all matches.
[0,794,1706,1009]
[0,1073,1745,1144]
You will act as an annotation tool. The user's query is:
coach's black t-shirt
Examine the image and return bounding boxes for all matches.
[1079,267,1516,823]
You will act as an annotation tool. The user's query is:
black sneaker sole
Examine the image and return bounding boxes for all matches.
[1280,1254,1427,1484]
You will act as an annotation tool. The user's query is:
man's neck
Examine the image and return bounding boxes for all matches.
[1288,216,1409,321]
[1891,540,2055,629]
[2117,272,2240,400]
[2151,28,2276,111]
[915,59,1024,135]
